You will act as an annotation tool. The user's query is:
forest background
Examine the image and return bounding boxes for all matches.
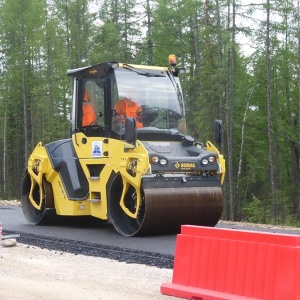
[0,0,299,226]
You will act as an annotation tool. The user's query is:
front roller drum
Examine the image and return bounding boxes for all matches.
[108,180,223,236]
[140,186,223,235]
[21,171,54,225]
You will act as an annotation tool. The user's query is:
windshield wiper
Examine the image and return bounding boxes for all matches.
[123,64,166,77]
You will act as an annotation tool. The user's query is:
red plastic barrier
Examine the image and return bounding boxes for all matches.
[161,225,300,300]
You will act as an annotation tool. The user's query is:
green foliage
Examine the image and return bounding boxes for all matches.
[0,0,299,227]
[243,191,299,227]
[91,22,121,62]
[243,195,269,224]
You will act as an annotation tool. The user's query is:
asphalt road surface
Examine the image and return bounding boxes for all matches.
[0,205,177,255]
[1,204,300,258]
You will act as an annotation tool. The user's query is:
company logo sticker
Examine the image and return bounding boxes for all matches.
[173,162,196,170]
[92,141,102,157]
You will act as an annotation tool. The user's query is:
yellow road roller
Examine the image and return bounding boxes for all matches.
[21,56,226,236]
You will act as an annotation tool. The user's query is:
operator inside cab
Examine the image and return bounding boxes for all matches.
[114,97,144,129]
[82,88,97,126]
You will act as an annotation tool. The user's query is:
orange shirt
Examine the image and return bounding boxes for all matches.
[82,89,97,126]
[114,98,143,128]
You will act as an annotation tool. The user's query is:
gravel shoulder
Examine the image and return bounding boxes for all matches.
[2,199,299,300]
[0,199,181,299]
[0,243,179,300]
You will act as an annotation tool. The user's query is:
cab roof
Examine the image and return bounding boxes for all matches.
[67,62,169,78]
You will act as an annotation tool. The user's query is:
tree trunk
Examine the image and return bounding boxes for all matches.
[146,0,153,65]
[225,0,236,220]
[265,0,276,222]
[215,0,228,219]
[193,9,201,101]
[21,16,28,166]
[236,79,258,213]
[297,0,300,225]
[2,87,8,200]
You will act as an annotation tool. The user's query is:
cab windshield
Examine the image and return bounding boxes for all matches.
[112,66,186,135]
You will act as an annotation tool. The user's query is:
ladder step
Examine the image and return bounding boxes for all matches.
[89,176,100,180]
[87,199,101,203]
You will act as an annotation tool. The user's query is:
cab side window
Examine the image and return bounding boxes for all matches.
[82,80,104,127]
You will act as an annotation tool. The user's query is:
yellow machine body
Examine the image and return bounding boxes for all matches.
[22,60,226,236]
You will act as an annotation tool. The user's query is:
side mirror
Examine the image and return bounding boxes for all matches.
[214,120,222,144]
[125,117,137,147]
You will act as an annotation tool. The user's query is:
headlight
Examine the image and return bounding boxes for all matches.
[201,158,209,165]
[201,156,216,165]
[208,156,216,163]
[151,156,168,166]
[151,156,159,163]
[160,158,168,165]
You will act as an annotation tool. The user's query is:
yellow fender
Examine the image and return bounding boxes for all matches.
[119,141,150,218]
[206,141,226,184]
[26,142,49,210]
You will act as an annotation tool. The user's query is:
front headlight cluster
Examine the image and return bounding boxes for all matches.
[201,156,216,166]
[151,156,168,166]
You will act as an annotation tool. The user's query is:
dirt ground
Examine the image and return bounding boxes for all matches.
[0,242,181,300]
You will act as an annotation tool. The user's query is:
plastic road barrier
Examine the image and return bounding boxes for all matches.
[161,225,300,300]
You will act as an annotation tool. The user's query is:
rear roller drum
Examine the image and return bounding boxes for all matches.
[21,171,53,225]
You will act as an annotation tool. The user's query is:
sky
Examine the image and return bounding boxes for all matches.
[236,1,266,56]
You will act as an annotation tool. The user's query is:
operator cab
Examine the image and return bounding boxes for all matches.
[67,58,186,141]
